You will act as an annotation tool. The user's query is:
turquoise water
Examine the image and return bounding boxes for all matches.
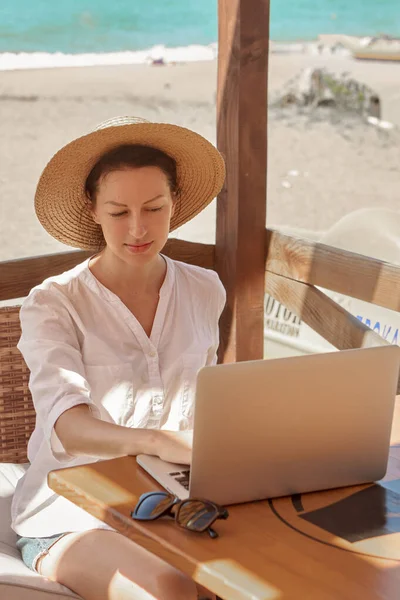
[0,0,399,54]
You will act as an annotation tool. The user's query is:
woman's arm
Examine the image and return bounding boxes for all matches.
[54,404,156,459]
[55,404,192,464]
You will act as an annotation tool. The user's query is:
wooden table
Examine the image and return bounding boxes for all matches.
[49,400,400,600]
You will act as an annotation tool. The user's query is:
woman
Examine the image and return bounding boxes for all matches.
[11,116,226,600]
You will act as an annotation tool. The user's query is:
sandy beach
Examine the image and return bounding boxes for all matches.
[1,51,399,261]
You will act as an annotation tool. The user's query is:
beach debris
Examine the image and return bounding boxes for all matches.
[367,116,395,130]
[271,67,381,119]
[281,181,292,189]
[151,57,166,66]
[287,169,299,177]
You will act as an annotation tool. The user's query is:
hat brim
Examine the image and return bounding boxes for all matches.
[34,122,225,250]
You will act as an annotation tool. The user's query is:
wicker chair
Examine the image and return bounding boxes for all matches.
[0,307,35,465]
[0,304,81,598]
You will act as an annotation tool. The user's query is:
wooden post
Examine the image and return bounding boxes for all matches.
[216,0,270,362]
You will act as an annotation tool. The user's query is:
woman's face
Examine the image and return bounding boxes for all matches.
[91,166,175,265]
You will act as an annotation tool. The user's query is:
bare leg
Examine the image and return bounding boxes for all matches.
[38,529,200,600]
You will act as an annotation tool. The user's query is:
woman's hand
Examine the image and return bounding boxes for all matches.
[154,430,193,465]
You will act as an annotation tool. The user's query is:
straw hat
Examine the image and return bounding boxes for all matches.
[34,116,225,250]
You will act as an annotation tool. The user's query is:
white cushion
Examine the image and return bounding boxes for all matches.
[0,463,28,548]
[0,463,80,598]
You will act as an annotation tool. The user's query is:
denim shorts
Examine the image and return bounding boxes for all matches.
[16,533,68,572]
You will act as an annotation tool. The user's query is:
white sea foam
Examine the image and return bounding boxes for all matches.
[0,43,219,71]
[0,39,352,72]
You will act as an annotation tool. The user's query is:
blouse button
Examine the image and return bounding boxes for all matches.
[149,350,157,358]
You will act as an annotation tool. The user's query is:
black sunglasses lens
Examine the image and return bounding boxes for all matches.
[176,500,218,532]
[134,492,174,519]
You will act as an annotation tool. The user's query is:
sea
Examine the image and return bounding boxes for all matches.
[0,0,399,70]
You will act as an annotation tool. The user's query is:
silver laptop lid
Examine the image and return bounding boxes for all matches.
[189,346,400,505]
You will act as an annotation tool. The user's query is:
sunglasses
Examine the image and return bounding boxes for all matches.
[131,491,229,539]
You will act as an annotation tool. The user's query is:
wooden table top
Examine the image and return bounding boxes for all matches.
[49,399,400,600]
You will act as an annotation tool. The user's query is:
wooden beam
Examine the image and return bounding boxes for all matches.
[216,0,270,362]
[265,271,387,351]
[0,239,215,301]
[266,229,400,312]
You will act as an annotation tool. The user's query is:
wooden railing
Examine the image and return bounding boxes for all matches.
[2,229,400,392]
[0,239,215,302]
[264,229,400,392]
[265,229,400,311]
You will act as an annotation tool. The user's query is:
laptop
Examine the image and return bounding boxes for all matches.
[137,345,400,505]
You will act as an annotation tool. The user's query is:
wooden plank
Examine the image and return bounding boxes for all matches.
[164,239,214,270]
[265,271,388,351]
[0,249,92,301]
[0,239,215,301]
[216,0,270,362]
[266,228,400,312]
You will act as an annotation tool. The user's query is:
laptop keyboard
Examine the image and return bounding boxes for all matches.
[169,469,190,491]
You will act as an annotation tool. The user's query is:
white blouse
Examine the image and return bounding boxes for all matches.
[11,255,226,537]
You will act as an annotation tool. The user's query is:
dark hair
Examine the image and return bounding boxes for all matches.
[85,144,179,204]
